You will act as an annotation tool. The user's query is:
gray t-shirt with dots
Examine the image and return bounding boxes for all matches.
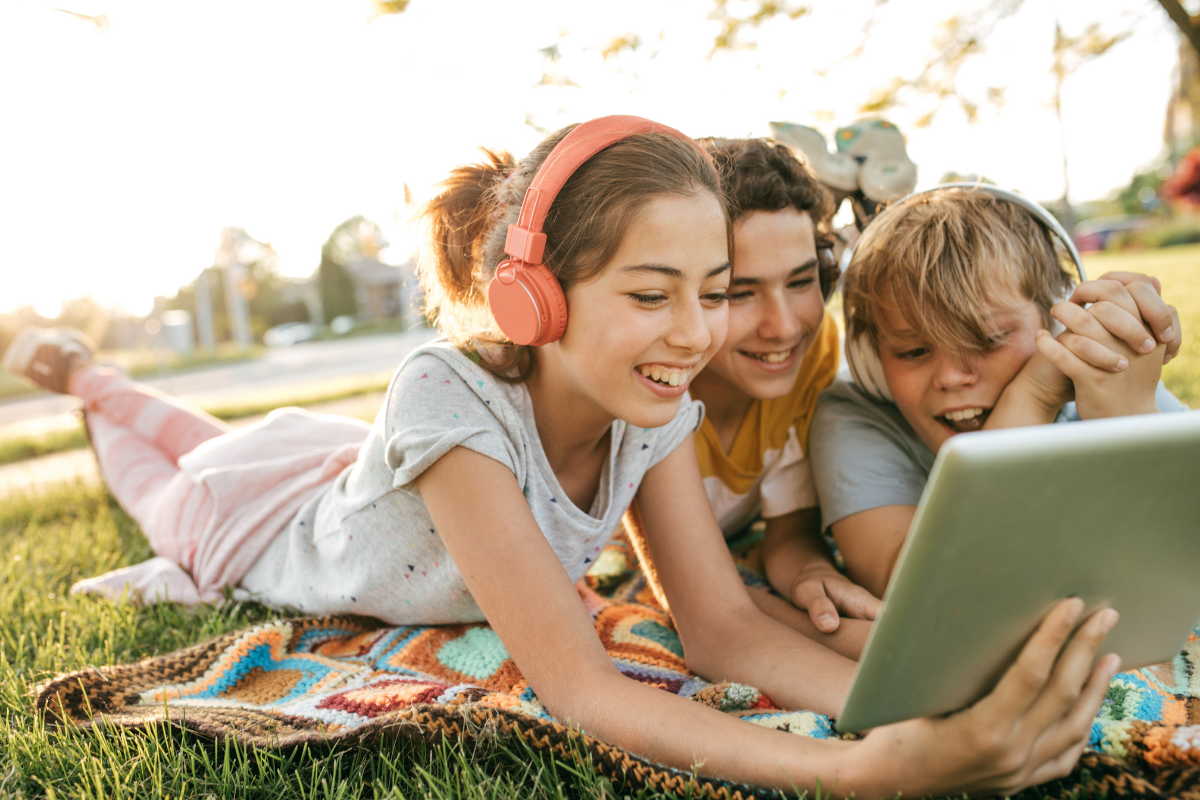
[241,340,703,625]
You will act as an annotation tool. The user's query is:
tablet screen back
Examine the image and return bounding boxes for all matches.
[837,412,1200,733]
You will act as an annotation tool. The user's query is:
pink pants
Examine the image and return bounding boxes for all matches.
[69,366,370,604]
[71,366,229,575]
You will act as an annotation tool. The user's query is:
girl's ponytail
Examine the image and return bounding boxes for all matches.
[418,149,516,352]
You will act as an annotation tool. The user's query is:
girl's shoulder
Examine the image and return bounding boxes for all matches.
[385,339,525,438]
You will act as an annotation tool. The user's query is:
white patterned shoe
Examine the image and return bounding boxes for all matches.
[1,327,96,393]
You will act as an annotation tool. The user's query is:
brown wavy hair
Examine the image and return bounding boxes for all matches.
[419,124,726,381]
[700,138,839,299]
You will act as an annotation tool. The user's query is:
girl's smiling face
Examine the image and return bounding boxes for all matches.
[877,290,1045,454]
[697,208,826,402]
[547,192,731,430]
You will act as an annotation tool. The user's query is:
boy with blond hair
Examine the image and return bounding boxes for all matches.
[808,187,1186,602]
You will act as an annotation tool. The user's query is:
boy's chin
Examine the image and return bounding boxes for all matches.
[918,422,955,455]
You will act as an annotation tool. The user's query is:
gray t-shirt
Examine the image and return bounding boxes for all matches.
[241,340,703,624]
[809,378,1189,530]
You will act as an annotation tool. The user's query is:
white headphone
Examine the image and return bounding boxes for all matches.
[844,183,1088,403]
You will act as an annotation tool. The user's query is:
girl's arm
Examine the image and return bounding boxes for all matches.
[419,444,1118,797]
[417,445,857,789]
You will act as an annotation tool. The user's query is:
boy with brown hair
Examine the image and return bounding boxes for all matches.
[808,186,1186,602]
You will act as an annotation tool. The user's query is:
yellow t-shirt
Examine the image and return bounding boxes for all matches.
[695,314,840,536]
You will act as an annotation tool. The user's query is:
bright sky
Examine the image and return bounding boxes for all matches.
[0,0,1183,316]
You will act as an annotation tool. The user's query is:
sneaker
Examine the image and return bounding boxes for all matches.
[1,327,96,394]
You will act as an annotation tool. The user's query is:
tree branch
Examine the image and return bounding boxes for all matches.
[1156,0,1200,58]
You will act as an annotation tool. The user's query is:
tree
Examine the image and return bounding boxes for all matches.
[1049,22,1131,233]
[317,215,389,324]
[709,1,1196,134]
[166,228,309,344]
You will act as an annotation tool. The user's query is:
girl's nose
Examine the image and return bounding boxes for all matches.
[665,298,713,353]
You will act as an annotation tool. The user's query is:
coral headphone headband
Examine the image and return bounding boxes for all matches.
[503,115,714,266]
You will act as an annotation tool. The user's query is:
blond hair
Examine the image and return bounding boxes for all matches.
[844,187,1075,357]
[418,125,725,381]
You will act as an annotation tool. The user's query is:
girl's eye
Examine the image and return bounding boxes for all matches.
[702,291,729,306]
[629,293,666,306]
[898,347,929,360]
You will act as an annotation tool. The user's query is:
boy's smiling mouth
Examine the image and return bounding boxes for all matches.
[737,346,797,368]
[937,406,991,434]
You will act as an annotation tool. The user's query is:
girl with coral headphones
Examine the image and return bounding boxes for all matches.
[7,116,1122,796]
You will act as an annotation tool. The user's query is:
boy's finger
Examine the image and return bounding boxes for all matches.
[1068,279,1139,318]
[1097,270,1162,297]
[1052,302,1127,350]
[827,580,882,620]
[985,598,1084,717]
[1057,332,1129,373]
[1036,331,1092,382]
[794,584,841,633]
[1056,299,1150,356]
[1024,609,1118,733]
[1121,279,1176,347]
[1165,305,1181,363]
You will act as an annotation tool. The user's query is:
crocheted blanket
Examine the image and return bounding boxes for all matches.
[34,537,1200,799]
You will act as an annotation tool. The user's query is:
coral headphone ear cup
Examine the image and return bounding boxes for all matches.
[487,261,568,347]
[846,334,893,403]
[522,262,568,345]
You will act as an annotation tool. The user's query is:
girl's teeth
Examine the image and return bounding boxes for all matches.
[638,365,689,386]
[944,408,984,422]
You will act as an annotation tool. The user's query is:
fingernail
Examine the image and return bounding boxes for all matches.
[1096,609,1119,634]
[1065,598,1085,623]
[1141,337,1156,353]
[1161,326,1175,343]
[1115,358,1128,371]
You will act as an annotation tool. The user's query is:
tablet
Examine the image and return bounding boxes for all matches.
[836,410,1200,733]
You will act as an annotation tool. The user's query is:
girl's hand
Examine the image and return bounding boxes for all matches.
[850,599,1120,798]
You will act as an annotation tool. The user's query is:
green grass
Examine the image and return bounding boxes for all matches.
[0,481,638,799]
[1081,243,1200,408]
[0,426,90,466]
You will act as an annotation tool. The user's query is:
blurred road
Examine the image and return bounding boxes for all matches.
[0,328,438,431]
